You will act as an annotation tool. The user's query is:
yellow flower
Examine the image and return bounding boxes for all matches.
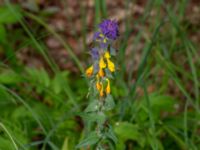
[104,51,111,59]
[86,65,93,77]
[104,51,115,72]
[96,81,102,91]
[100,84,104,97]
[107,59,115,72]
[106,79,111,94]
[96,75,101,91]
[95,76,104,97]
[99,57,106,69]
[103,38,107,43]
[98,68,104,77]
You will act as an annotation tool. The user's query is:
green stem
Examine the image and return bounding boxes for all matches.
[96,96,107,149]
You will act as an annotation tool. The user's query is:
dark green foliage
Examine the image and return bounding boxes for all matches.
[0,0,199,150]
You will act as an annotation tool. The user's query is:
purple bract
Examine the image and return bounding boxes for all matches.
[98,19,119,40]
[91,47,99,60]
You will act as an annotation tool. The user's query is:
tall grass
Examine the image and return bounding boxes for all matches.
[0,0,199,149]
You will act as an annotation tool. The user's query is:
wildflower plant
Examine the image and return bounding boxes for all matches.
[77,19,119,149]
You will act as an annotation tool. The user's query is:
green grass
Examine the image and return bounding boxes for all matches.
[0,0,199,149]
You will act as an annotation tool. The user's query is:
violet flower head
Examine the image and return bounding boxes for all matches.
[98,19,119,40]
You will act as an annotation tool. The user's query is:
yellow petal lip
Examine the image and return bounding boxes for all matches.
[99,33,104,37]
[86,65,93,77]
[99,57,106,69]
[107,59,115,72]
[96,81,101,91]
[104,51,111,59]
[98,68,104,77]
[100,84,104,97]
[103,38,107,43]
[106,79,111,94]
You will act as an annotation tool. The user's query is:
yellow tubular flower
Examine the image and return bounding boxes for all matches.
[98,68,104,77]
[107,59,115,72]
[96,75,101,91]
[86,65,93,77]
[96,81,101,91]
[96,75,103,95]
[103,38,107,43]
[104,51,111,59]
[99,57,106,69]
[106,79,111,94]
[100,83,104,97]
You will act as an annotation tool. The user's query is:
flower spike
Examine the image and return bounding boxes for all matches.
[83,19,119,149]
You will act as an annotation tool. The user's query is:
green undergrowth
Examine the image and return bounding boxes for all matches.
[0,0,199,149]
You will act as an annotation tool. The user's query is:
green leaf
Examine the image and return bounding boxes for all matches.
[81,112,106,125]
[84,100,99,112]
[114,122,145,147]
[0,70,22,84]
[52,72,69,94]
[104,95,115,111]
[40,69,50,87]
[0,137,14,150]
[146,134,164,150]
[105,125,117,144]
[52,75,61,94]
[11,106,31,120]
[96,112,106,125]
[105,69,113,79]
[138,93,177,121]
[26,68,50,93]
[0,5,22,24]
[61,137,69,150]
[150,94,176,112]
[114,122,139,140]
[76,132,100,148]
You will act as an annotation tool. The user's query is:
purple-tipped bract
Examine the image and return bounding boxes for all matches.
[98,19,119,40]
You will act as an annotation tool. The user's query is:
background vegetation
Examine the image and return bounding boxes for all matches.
[0,0,199,149]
